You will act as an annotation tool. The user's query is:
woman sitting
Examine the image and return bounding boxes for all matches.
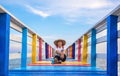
[53,39,66,64]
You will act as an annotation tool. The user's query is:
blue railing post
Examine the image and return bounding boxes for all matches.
[91,29,96,67]
[21,28,28,68]
[0,13,10,76]
[72,43,75,59]
[45,43,48,59]
[107,15,118,76]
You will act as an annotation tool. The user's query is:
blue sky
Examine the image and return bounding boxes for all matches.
[0,0,120,48]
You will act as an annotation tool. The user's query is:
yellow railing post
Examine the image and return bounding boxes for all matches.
[82,34,88,64]
[32,34,37,63]
[69,46,73,58]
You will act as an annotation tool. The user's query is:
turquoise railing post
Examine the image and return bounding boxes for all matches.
[72,43,75,59]
[21,28,28,68]
[0,13,10,76]
[91,29,96,67]
[107,15,118,76]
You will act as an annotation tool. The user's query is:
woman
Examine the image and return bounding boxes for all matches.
[53,39,66,64]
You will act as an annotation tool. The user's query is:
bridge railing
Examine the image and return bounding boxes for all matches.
[0,5,54,75]
[66,5,120,76]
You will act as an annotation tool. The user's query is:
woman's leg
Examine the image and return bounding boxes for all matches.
[54,55,61,64]
[60,54,66,62]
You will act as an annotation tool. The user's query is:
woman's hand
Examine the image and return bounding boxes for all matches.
[60,54,64,59]
[60,52,65,59]
[56,50,61,54]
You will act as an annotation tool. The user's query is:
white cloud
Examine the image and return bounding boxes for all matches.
[40,0,112,15]
[1,0,120,23]
[27,0,118,23]
[25,5,50,18]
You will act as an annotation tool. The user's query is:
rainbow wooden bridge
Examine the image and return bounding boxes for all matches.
[0,5,120,76]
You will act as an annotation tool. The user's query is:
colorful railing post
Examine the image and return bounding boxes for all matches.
[39,38,42,61]
[69,46,73,58]
[42,41,45,59]
[45,43,48,59]
[65,48,68,57]
[51,47,53,57]
[48,45,50,58]
[52,48,54,57]
[48,45,49,58]
[78,39,81,61]
[107,15,118,76]
[67,48,69,58]
[82,34,88,64]
[32,34,37,63]
[75,41,77,60]
[47,44,48,58]
[50,46,52,58]
[21,28,28,68]
[91,29,96,67]
[72,43,75,59]
[0,13,10,76]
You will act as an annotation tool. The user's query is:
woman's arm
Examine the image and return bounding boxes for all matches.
[60,50,65,59]
[61,50,65,54]
[56,50,61,54]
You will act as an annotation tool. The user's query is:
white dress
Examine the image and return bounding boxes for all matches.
[55,47,64,55]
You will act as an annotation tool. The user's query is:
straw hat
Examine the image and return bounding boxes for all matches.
[54,39,66,46]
